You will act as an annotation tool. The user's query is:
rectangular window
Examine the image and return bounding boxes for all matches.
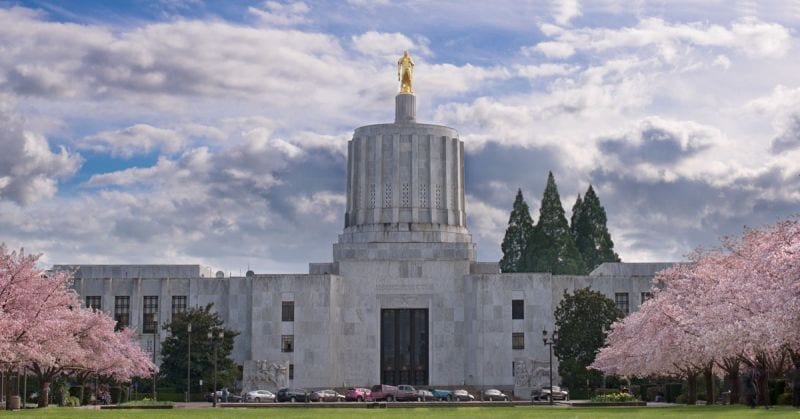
[114,296,130,331]
[512,299,524,319]
[172,296,187,316]
[281,335,294,353]
[615,293,630,314]
[143,296,159,334]
[282,301,294,322]
[512,332,524,350]
[289,364,294,380]
[86,296,102,311]
[641,292,654,304]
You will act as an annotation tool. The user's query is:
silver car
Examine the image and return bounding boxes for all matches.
[453,389,475,401]
[244,389,276,403]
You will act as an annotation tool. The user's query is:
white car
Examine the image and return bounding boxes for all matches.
[245,389,276,403]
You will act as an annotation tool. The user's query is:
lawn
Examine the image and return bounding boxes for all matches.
[1,406,799,419]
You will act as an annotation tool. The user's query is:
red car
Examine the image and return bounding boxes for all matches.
[370,384,399,401]
[345,387,372,402]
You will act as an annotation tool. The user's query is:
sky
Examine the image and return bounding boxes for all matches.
[0,0,799,274]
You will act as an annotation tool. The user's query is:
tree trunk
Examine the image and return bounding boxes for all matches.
[38,380,50,408]
[703,365,715,404]
[755,368,768,406]
[686,372,699,404]
[728,368,740,404]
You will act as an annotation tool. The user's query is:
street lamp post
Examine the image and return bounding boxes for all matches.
[209,329,224,407]
[542,329,558,406]
[152,317,158,401]
[186,323,192,403]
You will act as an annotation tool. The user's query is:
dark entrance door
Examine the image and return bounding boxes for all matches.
[380,308,428,385]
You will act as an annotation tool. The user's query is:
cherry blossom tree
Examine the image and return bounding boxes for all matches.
[592,218,800,405]
[1,245,155,407]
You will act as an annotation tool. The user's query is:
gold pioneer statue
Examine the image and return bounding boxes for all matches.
[398,50,414,94]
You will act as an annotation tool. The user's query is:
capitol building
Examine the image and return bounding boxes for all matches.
[56,53,665,398]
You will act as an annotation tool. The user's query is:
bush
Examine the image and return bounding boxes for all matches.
[675,394,686,404]
[665,383,683,403]
[777,393,792,405]
[591,392,638,403]
[64,396,81,407]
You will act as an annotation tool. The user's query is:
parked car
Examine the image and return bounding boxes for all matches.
[453,389,475,401]
[345,387,372,402]
[417,388,435,401]
[370,384,399,401]
[276,387,310,402]
[206,390,242,403]
[397,385,422,401]
[429,388,454,401]
[484,389,509,401]
[309,389,346,402]
[540,385,569,401]
[244,390,275,403]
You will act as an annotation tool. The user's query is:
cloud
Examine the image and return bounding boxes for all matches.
[0,96,81,205]
[770,114,800,154]
[528,17,792,60]
[80,124,186,158]
[248,1,311,27]
[552,0,581,26]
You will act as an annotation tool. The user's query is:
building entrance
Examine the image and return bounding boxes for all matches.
[380,308,428,385]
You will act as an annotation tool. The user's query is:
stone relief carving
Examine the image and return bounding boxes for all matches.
[243,360,289,391]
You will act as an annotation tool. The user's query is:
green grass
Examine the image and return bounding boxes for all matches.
[1,406,798,419]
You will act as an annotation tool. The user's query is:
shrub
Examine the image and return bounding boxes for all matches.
[675,394,686,404]
[64,396,81,407]
[591,392,638,403]
[777,393,792,405]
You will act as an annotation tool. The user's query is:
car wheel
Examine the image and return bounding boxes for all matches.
[504,397,509,402]
[357,396,363,402]
[255,397,261,403]
[386,396,394,402]
[290,396,296,403]
[448,395,453,402]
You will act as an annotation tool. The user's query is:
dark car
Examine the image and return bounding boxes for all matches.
[484,389,509,401]
[206,390,242,403]
[345,387,372,402]
[276,387,309,402]
[309,389,345,402]
[540,385,569,401]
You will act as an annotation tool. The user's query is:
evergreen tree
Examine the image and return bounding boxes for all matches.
[160,304,240,396]
[571,185,620,272]
[499,189,535,273]
[554,288,624,399]
[524,172,587,274]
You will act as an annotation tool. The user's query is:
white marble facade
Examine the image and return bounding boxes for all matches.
[59,91,667,398]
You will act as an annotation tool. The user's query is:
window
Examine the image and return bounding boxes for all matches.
[615,293,630,314]
[86,296,101,311]
[281,335,294,352]
[641,292,654,304]
[289,364,294,380]
[143,296,159,334]
[512,332,524,350]
[114,296,130,330]
[172,296,187,316]
[282,301,294,322]
[512,299,524,319]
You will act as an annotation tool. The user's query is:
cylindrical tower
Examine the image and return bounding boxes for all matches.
[339,92,470,245]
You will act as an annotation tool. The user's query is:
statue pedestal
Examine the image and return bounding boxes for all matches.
[395,94,416,123]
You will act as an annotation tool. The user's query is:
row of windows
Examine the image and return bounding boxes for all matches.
[93,295,296,334]
[614,292,654,314]
[90,295,187,332]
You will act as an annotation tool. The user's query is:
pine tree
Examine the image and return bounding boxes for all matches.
[524,172,587,275]
[499,189,535,273]
[571,185,620,272]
